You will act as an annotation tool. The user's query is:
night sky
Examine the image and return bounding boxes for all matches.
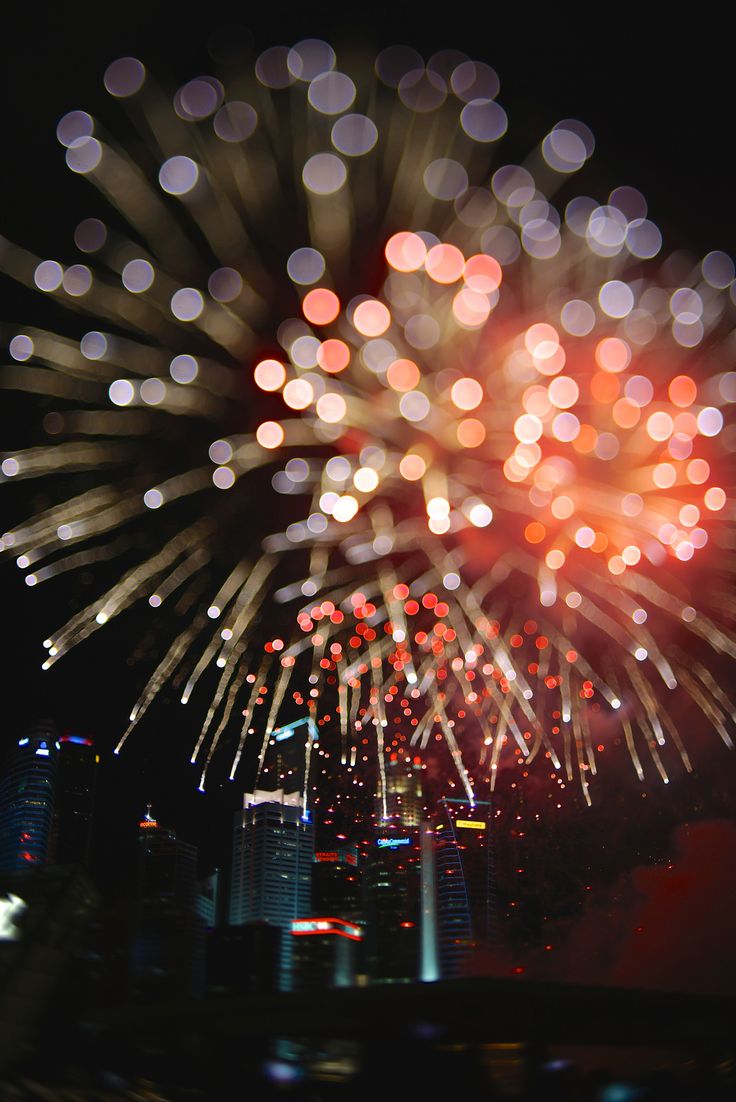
[1,2,734,995]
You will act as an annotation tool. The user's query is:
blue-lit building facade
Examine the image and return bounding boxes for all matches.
[229,789,314,990]
[434,797,495,978]
[0,721,59,872]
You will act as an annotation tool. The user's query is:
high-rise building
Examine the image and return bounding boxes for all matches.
[291,917,363,991]
[378,754,425,828]
[195,869,219,928]
[0,721,59,873]
[312,843,362,922]
[49,735,98,868]
[363,829,421,981]
[434,797,495,978]
[133,806,205,998]
[292,841,365,989]
[229,789,313,991]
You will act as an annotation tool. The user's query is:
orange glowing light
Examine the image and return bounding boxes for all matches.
[387,358,420,392]
[595,337,630,373]
[525,522,546,544]
[590,371,620,403]
[399,453,426,480]
[456,418,486,447]
[453,287,491,327]
[463,253,502,293]
[525,323,559,360]
[425,243,465,284]
[572,424,598,453]
[385,231,427,272]
[668,374,697,407]
[687,458,710,484]
[612,398,641,429]
[303,287,340,325]
[317,339,350,373]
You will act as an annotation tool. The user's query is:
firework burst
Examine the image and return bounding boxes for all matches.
[2,40,735,812]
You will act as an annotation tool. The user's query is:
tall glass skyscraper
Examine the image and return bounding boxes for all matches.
[0,720,59,872]
[364,830,421,981]
[50,735,98,868]
[434,797,495,978]
[379,754,425,827]
[229,789,313,990]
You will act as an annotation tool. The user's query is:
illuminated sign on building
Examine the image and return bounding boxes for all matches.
[456,819,486,830]
[291,917,363,940]
[139,819,159,829]
[314,847,359,865]
[376,837,411,848]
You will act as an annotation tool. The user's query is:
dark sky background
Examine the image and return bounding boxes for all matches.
[1,2,734,994]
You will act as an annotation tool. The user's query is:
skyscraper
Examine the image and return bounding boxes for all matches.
[434,797,495,978]
[378,754,425,827]
[364,830,421,981]
[195,869,219,928]
[229,789,313,990]
[49,735,98,868]
[291,917,363,991]
[312,843,361,922]
[133,806,205,998]
[0,721,59,873]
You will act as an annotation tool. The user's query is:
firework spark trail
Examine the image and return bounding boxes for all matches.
[116,615,206,750]
[1,40,734,804]
[228,658,271,781]
[253,659,294,790]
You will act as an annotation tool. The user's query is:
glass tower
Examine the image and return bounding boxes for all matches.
[434,797,495,978]
[229,789,314,990]
[0,720,59,872]
[50,735,98,868]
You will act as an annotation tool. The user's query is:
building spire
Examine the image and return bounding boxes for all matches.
[139,803,159,830]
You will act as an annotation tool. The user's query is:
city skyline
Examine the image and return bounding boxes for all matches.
[2,711,734,997]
